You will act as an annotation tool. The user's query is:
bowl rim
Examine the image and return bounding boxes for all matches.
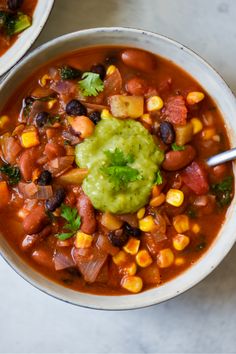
[0,0,55,77]
[0,26,236,310]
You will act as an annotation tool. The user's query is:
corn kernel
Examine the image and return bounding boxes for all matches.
[191,118,203,134]
[21,129,40,148]
[173,234,190,251]
[140,113,152,125]
[121,262,137,276]
[123,237,140,255]
[202,128,216,140]
[146,96,164,111]
[187,91,205,105]
[152,185,161,197]
[40,74,51,87]
[101,109,113,119]
[157,248,174,268]
[173,214,190,233]
[75,231,93,248]
[175,257,186,266]
[106,65,117,76]
[101,212,123,231]
[32,168,41,182]
[191,223,200,234]
[139,215,156,232]
[166,189,184,207]
[136,250,153,268]
[137,207,145,219]
[113,250,129,266]
[121,275,143,293]
[0,115,10,130]
[150,193,166,207]
[47,99,57,110]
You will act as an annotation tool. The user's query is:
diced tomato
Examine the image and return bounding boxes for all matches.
[163,95,187,125]
[181,161,209,195]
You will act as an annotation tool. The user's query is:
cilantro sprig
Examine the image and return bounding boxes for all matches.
[78,72,104,97]
[171,143,185,151]
[0,164,21,185]
[211,176,233,207]
[155,170,163,185]
[57,204,81,240]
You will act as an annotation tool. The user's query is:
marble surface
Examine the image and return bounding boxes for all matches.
[1,0,236,353]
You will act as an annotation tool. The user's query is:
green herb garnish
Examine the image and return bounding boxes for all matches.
[78,72,104,97]
[171,143,185,151]
[0,11,31,36]
[60,65,81,80]
[0,164,21,185]
[56,204,81,240]
[211,176,233,207]
[101,148,142,191]
[155,170,163,185]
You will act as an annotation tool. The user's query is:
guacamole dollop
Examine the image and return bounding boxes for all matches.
[75,118,164,214]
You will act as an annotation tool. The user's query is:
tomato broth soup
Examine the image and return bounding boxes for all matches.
[0,46,233,295]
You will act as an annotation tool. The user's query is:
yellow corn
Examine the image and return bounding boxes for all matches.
[166,189,184,207]
[150,193,166,207]
[106,65,117,76]
[137,207,145,219]
[101,109,114,119]
[175,257,186,266]
[75,231,93,248]
[121,262,137,276]
[139,215,156,232]
[191,118,203,134]
[21,129,40,148]
[113,250,129,266]
[191,223,201,234]
[40,74,51,87]
[202,128,216,140]
[173,234,190,251]
[146,96,164,111]
[140,113,152,125]
[121,275,143,293]
[47,99,57,110]
[187,91,205,105]
[136,250,153,268]
[123,237,140,255]
[0,115,10,130]
[101,212,123,231]
[157,248,174,268]
[173,214,190,233]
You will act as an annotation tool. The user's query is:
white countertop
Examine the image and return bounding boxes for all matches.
[1,0,236,353]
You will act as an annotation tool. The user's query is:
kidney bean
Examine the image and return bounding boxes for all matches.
[23,205,50,235]
[160,122,175,145]
[126,77,148,96]
[76,193,97,234]
[121,49,157,72]
[21,225,52,251]
[31,247,53,269]
[162,145,196,171]
[44,143,66,160]
[19,148,40,181]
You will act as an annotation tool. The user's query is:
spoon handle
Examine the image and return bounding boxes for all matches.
[207,148,236,167]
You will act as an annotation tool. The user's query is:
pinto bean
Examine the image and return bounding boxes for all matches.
[19,148,40,181]
[44,143,66,160]
[23,205,50,235]
[162,145,196,171]
[121,49,157,72]
[76,193,97,234]
[126,77,148,96]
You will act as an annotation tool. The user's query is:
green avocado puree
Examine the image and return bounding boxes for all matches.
[75,118,164,214]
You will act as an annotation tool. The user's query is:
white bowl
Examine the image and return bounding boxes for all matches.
[0,27,236,310]
[0,0,54,76]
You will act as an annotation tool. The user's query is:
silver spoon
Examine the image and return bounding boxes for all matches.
[207,148,236,167]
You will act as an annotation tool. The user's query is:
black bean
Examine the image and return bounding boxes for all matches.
[124,222,141,238]
[46,188,66,212]
[89,111,101,125]
[91,64,106,80]
[7,0,24,11]
[105,55,118,66]
[37,170,52,186]
[65,99,87,116]
[108,229,128,248]
[35,111,50,127]
[159,121,175,145]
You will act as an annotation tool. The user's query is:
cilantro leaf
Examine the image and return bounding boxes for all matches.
[104,148,134,166]
[0,164,21,185]
[171,143,185,151]
[57,204,81,240]
[211,176,233,207]
[155,170,163,185]
[78,72,104,97]
[102,165,142,191]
